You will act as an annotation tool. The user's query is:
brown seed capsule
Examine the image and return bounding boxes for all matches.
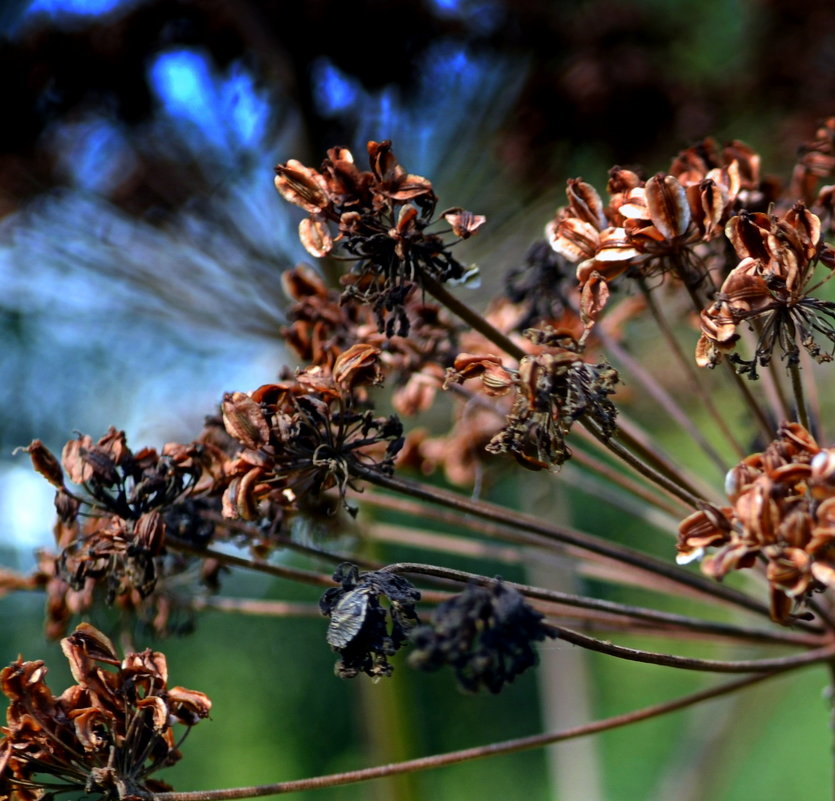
[19,440,65,488]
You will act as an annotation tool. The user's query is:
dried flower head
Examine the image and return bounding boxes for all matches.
[221,364,403,518]
[696,204,835,374]
[677,422,835,622]
[319,563,421,679]
[275,141,482,335]
[0,623,210,801]
[446,328,619,470]
[408,580,556,693]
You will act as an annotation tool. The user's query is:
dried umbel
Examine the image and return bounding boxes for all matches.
[696,204,835,374]
[408,580,556,694]
[221,361,404,518]
[275,141,483,335]
[546,139,762,329]
[319,563,421,679]
[677,423,835,623]
[0,623,210,801]
[445,328,618,470]
[20,431,222,630]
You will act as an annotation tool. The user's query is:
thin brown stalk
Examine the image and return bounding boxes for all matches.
[192,598,323,618]
[380,562,821,648]
[594,317,729,473]
[166,536,334,588]
[153,672,789,801]
[350,466,782,621]
[568,445,687,520]
[638,279,746,459]
[789,359,810,430]
[549,627,835,673]
[582,417,705,509]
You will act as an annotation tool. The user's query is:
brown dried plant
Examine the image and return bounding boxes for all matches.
[7,128,835,800]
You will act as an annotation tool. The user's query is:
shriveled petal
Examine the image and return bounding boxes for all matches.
[442,207,487,239]
[333,344,383,388]
[19,440,65,489]
[548,217,600,262]
[165,686,212,725]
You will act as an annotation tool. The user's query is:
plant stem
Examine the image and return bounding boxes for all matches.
[165,536,334,588]
[638,278,746,459]
[350,467,778,620]
[546,627,835,673]
[789,359,810,430]
[153,672,792,801]
[594,316,729,473]
[382,562,821,647]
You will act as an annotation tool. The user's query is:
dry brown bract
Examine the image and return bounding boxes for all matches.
[677,423,835,623]
[0,623,210,801]
[275,141,483,336]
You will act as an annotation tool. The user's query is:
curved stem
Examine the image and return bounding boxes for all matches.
[382,562,821,647]
[549,626,835,673]
[789,359,810,430]
[153,671,794,801]
[350,466,782,622]
[638,278,746,460]
[165,536,334,588]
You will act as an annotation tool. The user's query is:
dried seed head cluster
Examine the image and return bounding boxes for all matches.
[280,264,460,417]
[408,581,556,694]
[221,358,403,518]
[0,623,210,801]
[445,328,618,470]
[546,139,762,328]
[275,140,483,335]
[19,432,221,636]
[319,563,421,679]
[678,423,835,623]
[696,204,835,374]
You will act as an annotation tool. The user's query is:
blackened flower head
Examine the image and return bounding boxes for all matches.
[0,623,210,801]
[408,580,556,693]
[319,563,421,680]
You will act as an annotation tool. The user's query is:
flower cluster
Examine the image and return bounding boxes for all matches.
[275,140,484,335]
[677,423,835,622]
[445,328,618,469]
[20,432,221,629]
[319,563,421,679]
[408,581,556,693]
[546,139,762,328]
[221,354,403,518]
[696,204,835,374]
[0,623,210,801]
[280,264,460,417]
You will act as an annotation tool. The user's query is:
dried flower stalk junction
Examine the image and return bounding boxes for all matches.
[7,125,835,798]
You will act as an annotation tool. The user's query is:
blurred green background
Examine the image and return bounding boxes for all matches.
[2,0,835,798]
